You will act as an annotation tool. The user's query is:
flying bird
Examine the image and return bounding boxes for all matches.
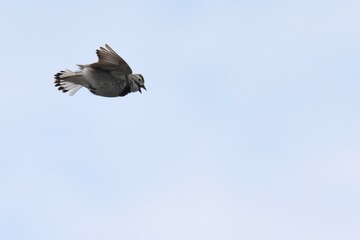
[54,44,146,97]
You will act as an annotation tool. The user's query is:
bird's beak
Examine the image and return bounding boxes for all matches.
[139,86,146,94]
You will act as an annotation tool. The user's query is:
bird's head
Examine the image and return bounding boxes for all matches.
[129,74,147,93]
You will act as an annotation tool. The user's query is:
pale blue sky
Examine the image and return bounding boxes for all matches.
[1,0,360,239]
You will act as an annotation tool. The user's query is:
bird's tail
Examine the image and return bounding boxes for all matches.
[54,70,83,96]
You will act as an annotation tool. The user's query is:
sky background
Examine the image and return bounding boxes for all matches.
[1,0,360,239]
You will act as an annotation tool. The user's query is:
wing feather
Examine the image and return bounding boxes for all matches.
[89,44,132,74]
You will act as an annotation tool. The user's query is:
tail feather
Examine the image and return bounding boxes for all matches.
[54,70,84,96]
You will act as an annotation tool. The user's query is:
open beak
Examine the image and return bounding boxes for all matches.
[139,86,147,94]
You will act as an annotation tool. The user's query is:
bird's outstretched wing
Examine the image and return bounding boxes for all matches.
[89,44,132,75]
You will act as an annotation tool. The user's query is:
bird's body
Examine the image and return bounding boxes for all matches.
[54,44,146,97]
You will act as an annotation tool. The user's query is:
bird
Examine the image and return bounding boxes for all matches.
[54,44,146,97]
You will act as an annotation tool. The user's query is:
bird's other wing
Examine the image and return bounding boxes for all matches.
[89,44,133,75]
